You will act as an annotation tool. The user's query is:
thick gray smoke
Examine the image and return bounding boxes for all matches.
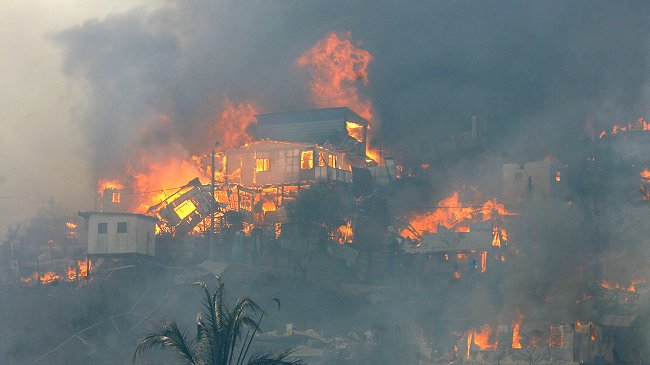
[52,0,650,178]
[14,2,647,364]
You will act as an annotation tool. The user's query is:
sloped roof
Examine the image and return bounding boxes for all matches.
[256,107,368,126]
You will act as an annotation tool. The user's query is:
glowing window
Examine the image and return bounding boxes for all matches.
[328,154,338,169]
[549,326,564,347]
[174,199,197,220]
[555,171,561,182]
[112,192,121,203]
[256,158,270,172]
[300,151,314,169]
[117,222,127,233]
[318,151,326,167]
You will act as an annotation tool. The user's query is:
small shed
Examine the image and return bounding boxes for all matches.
[79,211,157,256]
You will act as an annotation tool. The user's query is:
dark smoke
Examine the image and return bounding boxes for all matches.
[52,1,650,179]
[35,2,650,363]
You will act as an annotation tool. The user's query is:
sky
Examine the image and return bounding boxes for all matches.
[2,0,650,228]
[0,0,159,226]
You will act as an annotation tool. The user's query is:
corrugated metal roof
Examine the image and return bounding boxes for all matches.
[255,107,368,126]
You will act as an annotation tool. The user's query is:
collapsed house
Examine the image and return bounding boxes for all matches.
[395,220,507,280]
[146,178,223,237]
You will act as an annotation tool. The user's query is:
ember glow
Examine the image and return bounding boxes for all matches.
[97,178,124,194]
[334,220,354,244]
[472,325,497,350]
[598,117,649,138]
[21,258,93,285]
[600,279,644,292]
[212,99,260,150]
[401,190,516,238]
[512,312,524,349]
[492,225,509,247]
[641,168,650,181]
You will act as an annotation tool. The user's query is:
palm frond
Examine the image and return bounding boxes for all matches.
[228,298,262,365]
[195,280,224,365]
[133,321,197,365]
[136,278,301,365]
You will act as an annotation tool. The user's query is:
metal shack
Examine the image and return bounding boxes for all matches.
[79,211,156,256]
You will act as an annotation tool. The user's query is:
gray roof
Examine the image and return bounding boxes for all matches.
[78,211,158,222]
[255,107,368,126]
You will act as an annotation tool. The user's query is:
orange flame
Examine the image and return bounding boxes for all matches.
[129,155,208,213]
[298,31,383,164]
[466,328,473,360]
[262,200,277,213]
[472,325,497,350]
[402,190,516,238]
[598,118,649,138]
[97,179,124,194]
[39,272,59,284]
[66,258,93,281]
[97,99,259,214]
[512,312,524,349]
[600,279,644,292]
[334,220,354,244]
[298,31,373,121]
[20,258,93,284]
[213,99,260,150]
[480,251,487,273]
[640,168,650,181]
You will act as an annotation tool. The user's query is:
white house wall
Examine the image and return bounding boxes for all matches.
[87,214,156,256]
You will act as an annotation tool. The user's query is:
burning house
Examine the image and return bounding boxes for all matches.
[393,189,515,281]
[446,321,611,365]
[207,107,395,240]
[250,107,394,187]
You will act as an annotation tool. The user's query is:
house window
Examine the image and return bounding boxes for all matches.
[256,158,270,172]
[300,151,314,169]
[174,199,197,220]
[328,154,338,169]
[318,151,326,167]
[555,171,561,182]
[112,192,121,203]
[117,222,127,233]
[97,222,107,234]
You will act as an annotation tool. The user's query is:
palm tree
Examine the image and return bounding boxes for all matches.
[133,277,305,365]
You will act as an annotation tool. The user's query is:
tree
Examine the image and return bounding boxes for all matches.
[286,182,353,244]
[133,277,304,365]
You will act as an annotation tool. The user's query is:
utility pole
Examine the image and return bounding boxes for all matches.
[209,141,219,259]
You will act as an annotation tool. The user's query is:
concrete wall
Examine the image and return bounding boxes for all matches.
[502,160,568,204]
